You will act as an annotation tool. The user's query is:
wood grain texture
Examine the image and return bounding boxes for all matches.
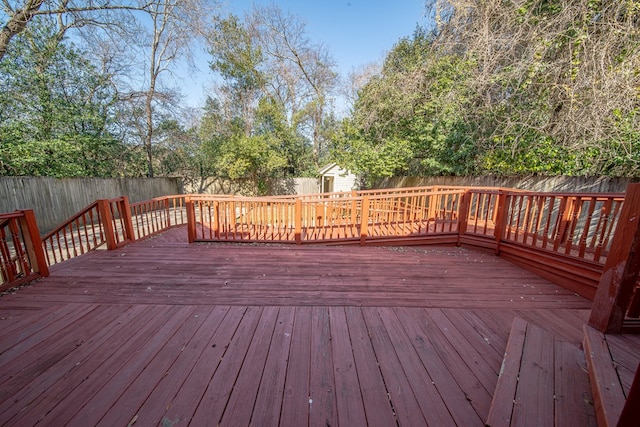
[0,227,598,426]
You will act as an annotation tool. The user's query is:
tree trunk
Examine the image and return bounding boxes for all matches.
[0,0,46,61]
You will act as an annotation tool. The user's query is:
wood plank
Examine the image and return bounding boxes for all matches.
[0,303,95,360]
[583,325,626,427]
[486,317,528,427]
[343,307,397,427]
[280,306,312,427]
[0,226,600,426]
[361,307,428,426]
[250,306,295,426]
[0,305,146,423]
[160,306,249,424]
[188,306,263,425]
[220,306,280,426]
[328,307,368,426]
[8,305,179,426]
[376,307,457,426]
[133,306,231,426]
[308,306,337,427]
[554,339,597,427]
[394,307,485,425]
[66,305,196,426]
[425,309,500,389]
[511,323,555,426]
[441,308,504,367]
[95,305,212,426]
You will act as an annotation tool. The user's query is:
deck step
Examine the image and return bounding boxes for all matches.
[582,325,627,427]
[486,318,595,427]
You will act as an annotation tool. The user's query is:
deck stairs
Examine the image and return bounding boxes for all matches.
[486,317,596,427]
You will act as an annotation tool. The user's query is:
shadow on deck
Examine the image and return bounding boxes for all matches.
[0,226,603,426]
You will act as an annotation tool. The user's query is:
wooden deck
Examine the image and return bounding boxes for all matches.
[0,226,596,426]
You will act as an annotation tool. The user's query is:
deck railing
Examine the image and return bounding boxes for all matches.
[41,197,134,265]
[0,210,48,292]
[1,184,633,303]
[130,195,188,240]
[186,187,627,300]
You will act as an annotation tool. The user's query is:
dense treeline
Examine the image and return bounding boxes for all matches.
[2,0,639,190]
[333,0,640,182]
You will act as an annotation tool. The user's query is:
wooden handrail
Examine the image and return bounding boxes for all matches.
[0,209,48,292]
[0,184,633,306]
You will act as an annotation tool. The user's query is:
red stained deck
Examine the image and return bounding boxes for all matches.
[0,226,595,426]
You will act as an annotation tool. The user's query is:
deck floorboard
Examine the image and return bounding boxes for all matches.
[0,226,597,426]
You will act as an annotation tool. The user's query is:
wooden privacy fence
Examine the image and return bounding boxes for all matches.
[0,210,48,292]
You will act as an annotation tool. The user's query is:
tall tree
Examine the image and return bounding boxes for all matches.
[0,18,138,176]
[204,5,339,182]
[249,4,338,166]
[0,0,151,61]
[113,0,218,177]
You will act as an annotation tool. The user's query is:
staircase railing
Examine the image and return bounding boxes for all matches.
[0,210,48,292]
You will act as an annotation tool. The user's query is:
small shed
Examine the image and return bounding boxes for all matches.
[318,163,358,193]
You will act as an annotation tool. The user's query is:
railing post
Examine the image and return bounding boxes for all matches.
[295,198,302,244]
[120,196,135,243]
[18,209,49,277]
[589,183,640,333]
[213,201,220,239]
[186,198,196,243]
[97,199,117,250]
[165,198,171,228]
[457,190,470,246]
[360,196,370,245]
[494,190,508,255]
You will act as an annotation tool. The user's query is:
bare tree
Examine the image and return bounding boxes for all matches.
[248,5,338,165]
[0,0,158,61]
[118,0,218,177]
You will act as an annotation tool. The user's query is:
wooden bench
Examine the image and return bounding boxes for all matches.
[486,318,595,426]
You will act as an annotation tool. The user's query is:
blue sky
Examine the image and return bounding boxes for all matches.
[180,0,427,108]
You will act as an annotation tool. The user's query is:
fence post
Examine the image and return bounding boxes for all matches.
[120,196,135,243]
[186,198,196,243]
[97,199,117,250]
[18,209,49,277]
[589,183,640,333]
[360,196,370,245]
[295,199,302,244]
[494,190,508,255]
[457,190,470,246]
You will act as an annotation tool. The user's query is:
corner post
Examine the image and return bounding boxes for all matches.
[457,190,470,246]
[494,190,508,255]
[18,209,49,277]
[295,198,302,244]
[97,199,117,250]
[360,195,370,245]
[186,198,196,243]
[589,183,640,333]
[120,196,135,243]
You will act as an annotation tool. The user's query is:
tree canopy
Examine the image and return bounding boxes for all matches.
[334,0,640,181]
[1,0,639,187]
